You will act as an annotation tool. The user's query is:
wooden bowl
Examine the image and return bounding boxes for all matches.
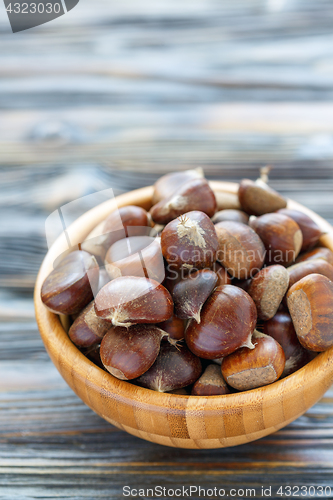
[34,181,333,449]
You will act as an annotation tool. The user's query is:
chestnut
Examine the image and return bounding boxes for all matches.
[162,264,184,294]
[212,209,249,225]
[152,168,204,205]
[100,324,170,380]
[172,269,218,323]
[287,259,333,292]
[157,314,186,341]
[191,364,231,396]
[247,265,289,320]
[82,206,151,263]
[68,301,110,348]
[250,213,303,266]
[161,211,218,272]
[104,235,164,283]
[295,247,333,267]
[41,250,99,315]
[215,220,266,279]
[103,205,151,246]
[221,331,285,391]
[94,276,173,327]
[135,342,202,393]
[277,208,323,252]
[185,285,257,359]
[263,311,312,378]
[150,178,217,225]
[212,261,232,286]
[238,178,287,216]
[83,344,105,370]
[287,273,333,352]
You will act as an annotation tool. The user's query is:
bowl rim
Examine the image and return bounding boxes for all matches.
[34,181,333,415]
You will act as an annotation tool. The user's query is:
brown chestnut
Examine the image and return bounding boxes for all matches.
[161,211,218,272]
[277,208,323,252]
[263,311,312,378]
[238,178,287,216]
[152,168,204,205]
[215,221,266,279]
[185,285,257,359]
[94,276,173,327]
[287,259,333,292]
[191,364,231,396]
[212,209,249,225]
[150,178,217,225]
[295,247,333,267]
[103,205,151,245]
[68,301,110,348]
[172,269,218,323]
[135,342,202,393]
[105,235,164,283]
[41,250,99,315]
[247,265,289,320]
[82,206,151,263]
[83,344,105,370]
[157,314,186,341]
[221,331,285,391]
[100,324,170,380]
[162,264,184,294]
[250,213,303,266]
[287,273,333,352]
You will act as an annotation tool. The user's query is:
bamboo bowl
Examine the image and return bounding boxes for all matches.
[34,181,333,449]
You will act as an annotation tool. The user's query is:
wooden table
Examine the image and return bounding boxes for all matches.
[1,0,333,498]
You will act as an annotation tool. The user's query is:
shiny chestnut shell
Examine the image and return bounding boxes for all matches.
[263,311,312,378]
[135,342,202,393]
[152,168,204,205]
[212,209,249,225]
[150,178,217,225]
[41,250,99,315]
[185,285,257,359]
[157,315,186,341]
[277,208,323,252]
[250,213,303,266]
[215,220,266,279]
[287,259,333,292]
[295,247,333,267]
[172,269,218,322]
[94,276,173,327]
[68,301,110,348]
[105,235,164,283]
[100,324,165,380]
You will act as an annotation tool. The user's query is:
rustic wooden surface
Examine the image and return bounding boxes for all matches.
[1,0,333,498]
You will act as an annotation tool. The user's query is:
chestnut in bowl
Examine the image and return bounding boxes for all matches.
[35,181,333,449]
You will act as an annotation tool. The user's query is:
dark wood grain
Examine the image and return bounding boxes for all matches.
[1,0,333,496]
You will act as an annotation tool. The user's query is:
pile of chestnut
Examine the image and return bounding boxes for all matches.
[41,168,333,396]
